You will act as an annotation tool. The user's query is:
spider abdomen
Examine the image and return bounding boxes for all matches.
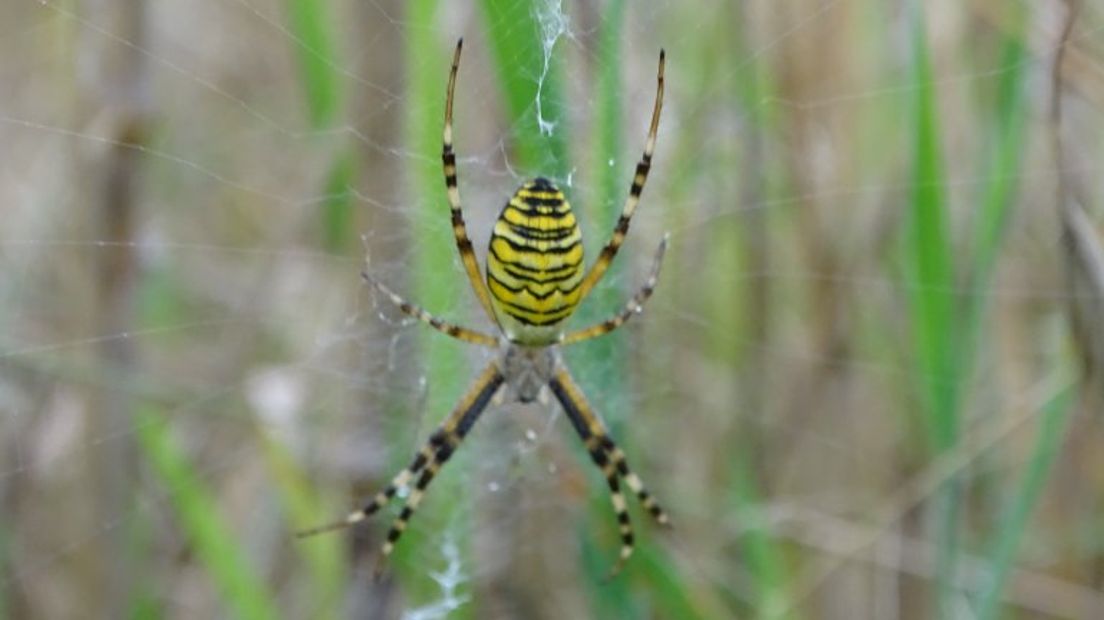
[486,177,584,342]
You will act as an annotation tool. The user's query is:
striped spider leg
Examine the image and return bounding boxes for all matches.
[442,39,501,327]
[560,233,669,346]
[548,366,671,579]
[297,363,505,576]
[573,49,665,304]
[359,265,498,347]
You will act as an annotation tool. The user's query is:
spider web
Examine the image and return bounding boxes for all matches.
[3,0,1104,618]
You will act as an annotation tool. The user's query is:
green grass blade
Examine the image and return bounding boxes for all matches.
[968,27,1027,291]
[907,5,956,450]
[406,0,453,418]
[956,35,1031,617]
[481,0,617,591]
[260,433,343,620]
[724,5,791,614]
[400,1,474,609]
[136,408,279,620]
[126,505,161,620]
[734,461,791,618]
[957,10,1028,369]
[284,0,341,128]
[284,0,355,252]
[319,149,356,253]
[593,0,625,217]
[905,6,960,616]
[578,0,626,426]
[478,0,569,175]
[279,2,351,606]
[975,384,1075,620]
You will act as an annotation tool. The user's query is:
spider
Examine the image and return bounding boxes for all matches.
[299,39,669,578]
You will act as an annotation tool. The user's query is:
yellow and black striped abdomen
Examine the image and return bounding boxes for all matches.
[486,178,584,344]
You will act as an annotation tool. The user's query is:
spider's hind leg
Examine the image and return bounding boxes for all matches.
[548,368,670,578]
[295,448,432,538]
[297,363,505,576]
[601,436,670,527]
[371,364,504,573]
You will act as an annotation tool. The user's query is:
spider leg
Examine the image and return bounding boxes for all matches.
[361,270,497,347]
[442,39,501,326]
[548,367,670,578]
[574,50,665,305]
[600,436,670,527]
[297,363,505,574]
[560,234,668,345]
[374,363,504,575]
[295,447,432,537]
[599,461,634,580]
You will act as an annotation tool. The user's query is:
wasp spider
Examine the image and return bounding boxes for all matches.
[300,39,669,578]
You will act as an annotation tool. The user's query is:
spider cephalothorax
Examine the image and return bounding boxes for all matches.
[500,344,558,404]
[300,39,669,578]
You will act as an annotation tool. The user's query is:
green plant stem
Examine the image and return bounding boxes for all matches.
[137,409,279,620]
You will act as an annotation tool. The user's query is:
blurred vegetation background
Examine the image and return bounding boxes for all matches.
[3,0,1104,618]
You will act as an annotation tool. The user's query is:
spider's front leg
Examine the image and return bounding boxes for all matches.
[574,49,665,305]
[298,363,505,575]
[441,38,500,326]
